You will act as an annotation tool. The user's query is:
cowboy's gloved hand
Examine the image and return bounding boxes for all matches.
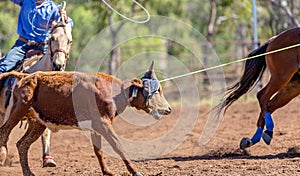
[59,9,67,21]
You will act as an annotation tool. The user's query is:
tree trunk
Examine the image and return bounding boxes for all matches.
[203,0,216,84]
[108,15,124,75]
[206,0,216,43]
[107,1,141,75]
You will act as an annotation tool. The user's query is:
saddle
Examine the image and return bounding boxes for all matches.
[1,49,44,108]
[25,49,43,59]
[15,49,44,72]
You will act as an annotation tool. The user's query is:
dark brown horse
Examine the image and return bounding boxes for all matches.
[216,27,300,149]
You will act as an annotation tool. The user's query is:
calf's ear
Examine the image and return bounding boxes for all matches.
[131,78,143,88]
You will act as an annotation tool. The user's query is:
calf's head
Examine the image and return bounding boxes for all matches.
[130,62,172,120]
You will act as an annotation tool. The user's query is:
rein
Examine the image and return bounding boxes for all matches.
[49,47,69,58]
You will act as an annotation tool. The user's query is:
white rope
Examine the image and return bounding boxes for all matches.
[101,0,150,24]
[58,1,66,24]
[159,43,300,83]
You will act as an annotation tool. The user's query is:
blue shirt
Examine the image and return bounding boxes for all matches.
[11,0,73,43]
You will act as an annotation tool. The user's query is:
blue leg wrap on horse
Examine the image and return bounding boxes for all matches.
[251,127,263,144]
[264,112,274,132]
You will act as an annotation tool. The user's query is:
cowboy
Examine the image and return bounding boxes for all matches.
[0,0,73,74]
[1,0,73,167]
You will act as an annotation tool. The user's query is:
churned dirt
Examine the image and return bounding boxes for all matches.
[1,98,300,176]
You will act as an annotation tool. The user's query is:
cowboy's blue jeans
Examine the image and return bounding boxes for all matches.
[0,39,47,73]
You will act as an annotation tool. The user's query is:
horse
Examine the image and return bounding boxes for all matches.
[0,20,72,167]
[216,27,300,149]
[0,62,171,176]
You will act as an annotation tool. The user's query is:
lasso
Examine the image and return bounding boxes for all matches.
[27,1,66,36]
[101,0,150,24]
[159,43,300,83]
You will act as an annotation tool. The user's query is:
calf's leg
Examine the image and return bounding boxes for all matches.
[91,132,114,175]
[17,119,46,176]
[0,99,30,165]
[93,118,141,176]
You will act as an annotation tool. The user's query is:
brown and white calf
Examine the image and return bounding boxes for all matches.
[0,62,171,176]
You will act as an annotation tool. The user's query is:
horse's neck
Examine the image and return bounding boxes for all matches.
[25,50,52,73]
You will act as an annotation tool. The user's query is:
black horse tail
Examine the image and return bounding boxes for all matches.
[217,41,270,113]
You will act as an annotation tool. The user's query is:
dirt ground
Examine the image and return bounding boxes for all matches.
[1,98,300,176]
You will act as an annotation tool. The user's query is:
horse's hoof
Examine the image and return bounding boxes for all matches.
[43,156,56,167]
[134,172,144,176]
[240,137,253,149]
[262,130,273,145]
[0,146,7,166]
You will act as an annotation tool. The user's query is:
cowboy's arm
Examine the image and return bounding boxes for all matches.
[59,9,74,27]
[52,6,73,27]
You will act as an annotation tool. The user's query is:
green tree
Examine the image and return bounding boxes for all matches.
[67,4,99,70]
[0,2,19,56]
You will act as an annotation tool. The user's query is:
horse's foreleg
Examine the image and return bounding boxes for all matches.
[91,132,114,176]
[0,145,7,166]
[41,128,51,157]
[41,128,56,167]
[17,118,46,176]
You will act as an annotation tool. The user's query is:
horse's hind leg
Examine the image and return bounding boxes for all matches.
[91,132,114,176]
[257,73,294,124]
[41,128,56,167]
[261,74,300,145]
[17,118,46,176]
[268,74,300,112]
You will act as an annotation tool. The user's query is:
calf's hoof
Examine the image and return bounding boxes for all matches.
[43,156,56,167]
[262,130,273,145]
[0,146,7,166]
[103,170,114,176]
[240,137,253,150]
[134,172,143,176]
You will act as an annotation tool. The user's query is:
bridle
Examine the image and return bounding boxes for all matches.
[48,24,72,59]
